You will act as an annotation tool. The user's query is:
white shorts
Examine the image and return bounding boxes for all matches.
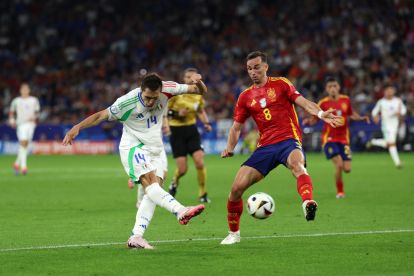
[17,122,36,141]
[119,144,167,183]
[382,127,398,144]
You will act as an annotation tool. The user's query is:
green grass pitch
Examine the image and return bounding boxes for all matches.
[0,153,413,275]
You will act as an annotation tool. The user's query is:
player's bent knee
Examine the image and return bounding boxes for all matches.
[194,162,204,170]
[290,162,306,177]
[20,141,29,147]
[178,167,187,175]
[230,184,246,200]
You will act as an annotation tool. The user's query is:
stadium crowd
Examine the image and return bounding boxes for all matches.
[0,0,413,124]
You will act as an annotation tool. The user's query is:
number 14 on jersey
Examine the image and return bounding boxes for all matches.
[147,116,157,128]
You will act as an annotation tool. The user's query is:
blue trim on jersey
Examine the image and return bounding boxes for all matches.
[242,139,306,177]
[137,92,145,107]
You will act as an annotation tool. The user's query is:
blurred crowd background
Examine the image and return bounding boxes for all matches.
[0,0,413,125]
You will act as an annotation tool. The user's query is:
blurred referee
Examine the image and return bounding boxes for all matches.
[167,68,212,203]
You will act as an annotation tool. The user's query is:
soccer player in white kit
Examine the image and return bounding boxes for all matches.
[8,83,40,175]
[63,73,207,249]
[369,85,407,168]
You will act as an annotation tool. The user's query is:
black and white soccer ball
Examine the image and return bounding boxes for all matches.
[246,192,275,219]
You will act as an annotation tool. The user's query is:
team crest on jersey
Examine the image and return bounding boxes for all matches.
[259,98,267,108]
[251,99,257,106]
[267,88,276,102]
[136,113,144,119]
[341,103,348,112]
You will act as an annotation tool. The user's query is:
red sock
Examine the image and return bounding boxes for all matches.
[297,174,313,201]
[336,179,344,193]
[227,199,243,232]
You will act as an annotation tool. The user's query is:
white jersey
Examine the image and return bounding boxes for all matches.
[108,81,189,152]
[372,97,407,130]
[10,96,40,126]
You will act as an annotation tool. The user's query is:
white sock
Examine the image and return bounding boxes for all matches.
[19,146,28,169]
[132,195,156,236]
[15,147,21,166]
[145,183,185,216]
[136,184,145,209]
[388,146,401,166]
[371,139,387,148]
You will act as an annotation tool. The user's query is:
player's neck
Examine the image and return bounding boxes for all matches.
[254,76,268,88]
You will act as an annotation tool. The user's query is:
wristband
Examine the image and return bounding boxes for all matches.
[317,110,324,119]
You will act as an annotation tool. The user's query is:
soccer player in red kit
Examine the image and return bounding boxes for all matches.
[304,77,370,198]
[220,51,343,245]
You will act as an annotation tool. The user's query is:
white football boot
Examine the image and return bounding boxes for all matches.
[220,231,240,245]
[302,200,318,221]
[127,235,154,249]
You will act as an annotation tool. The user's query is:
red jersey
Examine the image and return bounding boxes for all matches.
[234,77,302,148]
[318,95,352,145]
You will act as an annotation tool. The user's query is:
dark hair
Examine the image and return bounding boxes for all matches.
[184,67,198,74]
[324,76,339,85]
[383,84,395,90]
[141,73,163,91]
[246,51,267,63]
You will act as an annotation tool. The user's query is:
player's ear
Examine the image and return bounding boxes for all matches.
[264,63,269,72]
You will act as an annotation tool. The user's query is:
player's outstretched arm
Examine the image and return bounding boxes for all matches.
[62,109,109,145]
[221,121,243,158]
[350,111,371,123]
[295,96,343,128]
[186,73,207,94]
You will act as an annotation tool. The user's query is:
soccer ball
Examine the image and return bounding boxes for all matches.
[246,192,275,219]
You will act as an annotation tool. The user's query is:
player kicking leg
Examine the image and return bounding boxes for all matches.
[369,130,402,168]
[220,139,318,245]
[120,146,204,249]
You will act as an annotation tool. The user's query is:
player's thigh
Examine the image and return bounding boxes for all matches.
[231,165,263,197]
[119,146,157,183]
[383,128,397,145]
[17,123,35,144]
[331,155,343,169]
[286,149,307,177]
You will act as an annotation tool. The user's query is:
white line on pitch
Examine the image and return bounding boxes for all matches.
[0,229,413,253]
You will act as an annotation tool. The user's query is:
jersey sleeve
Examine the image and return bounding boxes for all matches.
[233,94,250,123]
[371,100,381,117]
[35,98,40,112]
[199,97,205,110]
[399,99,407,116]
[10,98,17,112]
[162,81,189,98]
[107,92,137,121]
[279,78,302,103]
